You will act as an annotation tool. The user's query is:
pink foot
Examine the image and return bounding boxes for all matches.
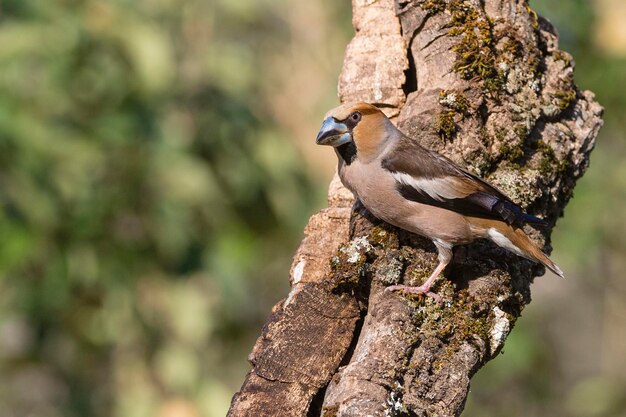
[384,284,442,302]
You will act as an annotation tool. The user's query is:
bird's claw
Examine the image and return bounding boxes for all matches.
[385,284,442,303]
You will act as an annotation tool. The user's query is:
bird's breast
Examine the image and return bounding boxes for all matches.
[338,160,474,245]
[338,160,416,226]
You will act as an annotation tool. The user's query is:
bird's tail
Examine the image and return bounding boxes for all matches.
[480,221,564,278]
[503,226,564,278]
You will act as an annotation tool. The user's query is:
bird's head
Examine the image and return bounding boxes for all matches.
[316,102,391,162]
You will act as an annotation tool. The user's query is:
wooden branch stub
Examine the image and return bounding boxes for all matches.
[228,176,358,416]
[228,0,603,416]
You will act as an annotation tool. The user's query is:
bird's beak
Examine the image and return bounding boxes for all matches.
[315,117,351,147]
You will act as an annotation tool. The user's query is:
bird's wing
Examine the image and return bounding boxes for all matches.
[381,140,545,226]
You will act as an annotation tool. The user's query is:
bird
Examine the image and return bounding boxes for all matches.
[315,102,563,299]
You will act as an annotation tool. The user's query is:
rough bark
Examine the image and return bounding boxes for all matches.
[228,0,603,416]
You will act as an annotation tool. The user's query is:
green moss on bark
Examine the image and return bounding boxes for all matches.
[436,111,458,142]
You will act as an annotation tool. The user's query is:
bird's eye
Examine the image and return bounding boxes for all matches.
[350,112,361,123]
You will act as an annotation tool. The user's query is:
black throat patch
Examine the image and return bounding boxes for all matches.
[336,141,357,165]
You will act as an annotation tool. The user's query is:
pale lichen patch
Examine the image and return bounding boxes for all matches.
[377,258,404,285]
[292,258,306,284]
[439,91,458,107]
[489,306,510,354]
[341,237,374,264]
[384,381,408,417]
[283,284,302,307]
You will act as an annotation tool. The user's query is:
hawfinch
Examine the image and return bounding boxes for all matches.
[316,102,563,298]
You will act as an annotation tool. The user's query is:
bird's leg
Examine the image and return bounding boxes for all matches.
[384,261,447,301]
[385,242,453,301]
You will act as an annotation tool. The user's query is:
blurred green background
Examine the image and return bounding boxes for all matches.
[0,0,623,416]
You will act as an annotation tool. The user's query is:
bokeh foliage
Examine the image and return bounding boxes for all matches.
[0,0,340,416]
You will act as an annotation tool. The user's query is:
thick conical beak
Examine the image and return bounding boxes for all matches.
[315,117,351,147]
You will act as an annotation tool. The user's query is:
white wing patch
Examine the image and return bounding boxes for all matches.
[392,172,471,201]
[487,228,526,258]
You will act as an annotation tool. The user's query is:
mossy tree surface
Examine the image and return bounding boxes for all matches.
[228,0,603,416]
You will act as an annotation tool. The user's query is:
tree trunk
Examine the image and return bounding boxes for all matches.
[227,0,603,416]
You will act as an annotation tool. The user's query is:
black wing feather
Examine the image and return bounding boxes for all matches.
[384,140,547,227]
